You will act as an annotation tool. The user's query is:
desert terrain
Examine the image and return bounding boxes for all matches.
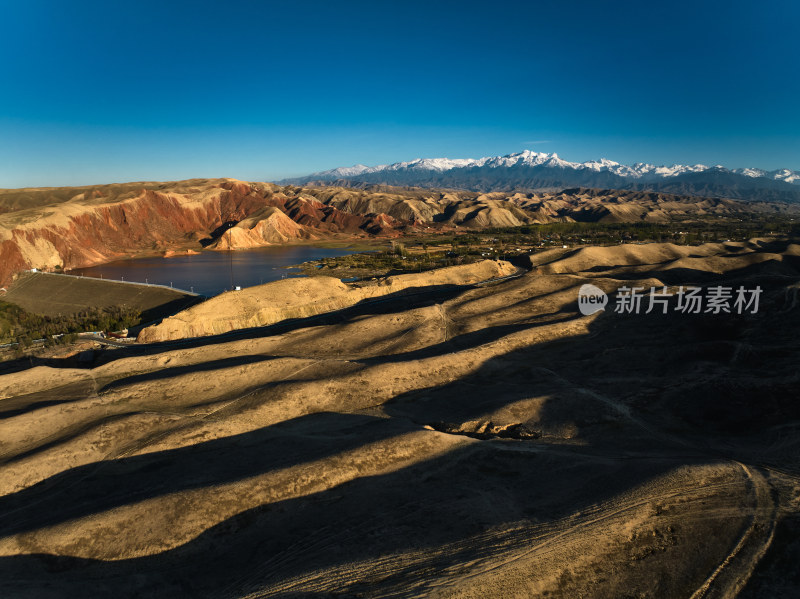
[1,240,799,597]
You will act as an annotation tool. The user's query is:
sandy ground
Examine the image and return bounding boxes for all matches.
[1,240,799,597]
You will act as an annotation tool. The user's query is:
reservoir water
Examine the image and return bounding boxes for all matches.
[70,245,357,297]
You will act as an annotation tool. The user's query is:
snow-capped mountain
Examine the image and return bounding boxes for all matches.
[318,157,483,178]
[279,151,800,203]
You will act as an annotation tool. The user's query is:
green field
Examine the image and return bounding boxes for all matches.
[3,272,197,316]
[0,272,199,344]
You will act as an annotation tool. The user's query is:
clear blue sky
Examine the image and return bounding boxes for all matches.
[1,0,798,187]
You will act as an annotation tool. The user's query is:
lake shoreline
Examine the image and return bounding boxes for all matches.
[59,238,388,274]
[67,243,378,298]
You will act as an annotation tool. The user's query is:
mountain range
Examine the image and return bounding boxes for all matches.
[280,150,800,203]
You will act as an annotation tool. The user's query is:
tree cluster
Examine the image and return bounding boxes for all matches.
[0,302,141,345]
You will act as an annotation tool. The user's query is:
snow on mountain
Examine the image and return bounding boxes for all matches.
[734,167,767,178]
[650,163,710,178]
[384,157,482,172]
[771,169,800,184]
[301,151,799,186]
[582,158,623,172]
[481,150,551,168]
[732,167,800,184]
[316,164,386,178]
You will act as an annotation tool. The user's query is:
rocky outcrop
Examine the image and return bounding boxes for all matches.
[0,180,272,283]
[207,207,315,250]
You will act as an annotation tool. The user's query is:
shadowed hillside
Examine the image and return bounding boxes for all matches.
[0,240,798,597]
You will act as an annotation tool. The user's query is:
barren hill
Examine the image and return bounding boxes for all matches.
[1,239,799,596]
[137,260,517,342]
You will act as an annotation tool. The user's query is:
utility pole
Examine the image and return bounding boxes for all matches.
[228,225,233,291]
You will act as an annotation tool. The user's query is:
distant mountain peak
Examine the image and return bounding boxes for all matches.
[279,151,800,202]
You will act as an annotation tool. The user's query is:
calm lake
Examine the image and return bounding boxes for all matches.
[70,245,357,297]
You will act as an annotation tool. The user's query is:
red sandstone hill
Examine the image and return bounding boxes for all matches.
[0,179,409,285]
